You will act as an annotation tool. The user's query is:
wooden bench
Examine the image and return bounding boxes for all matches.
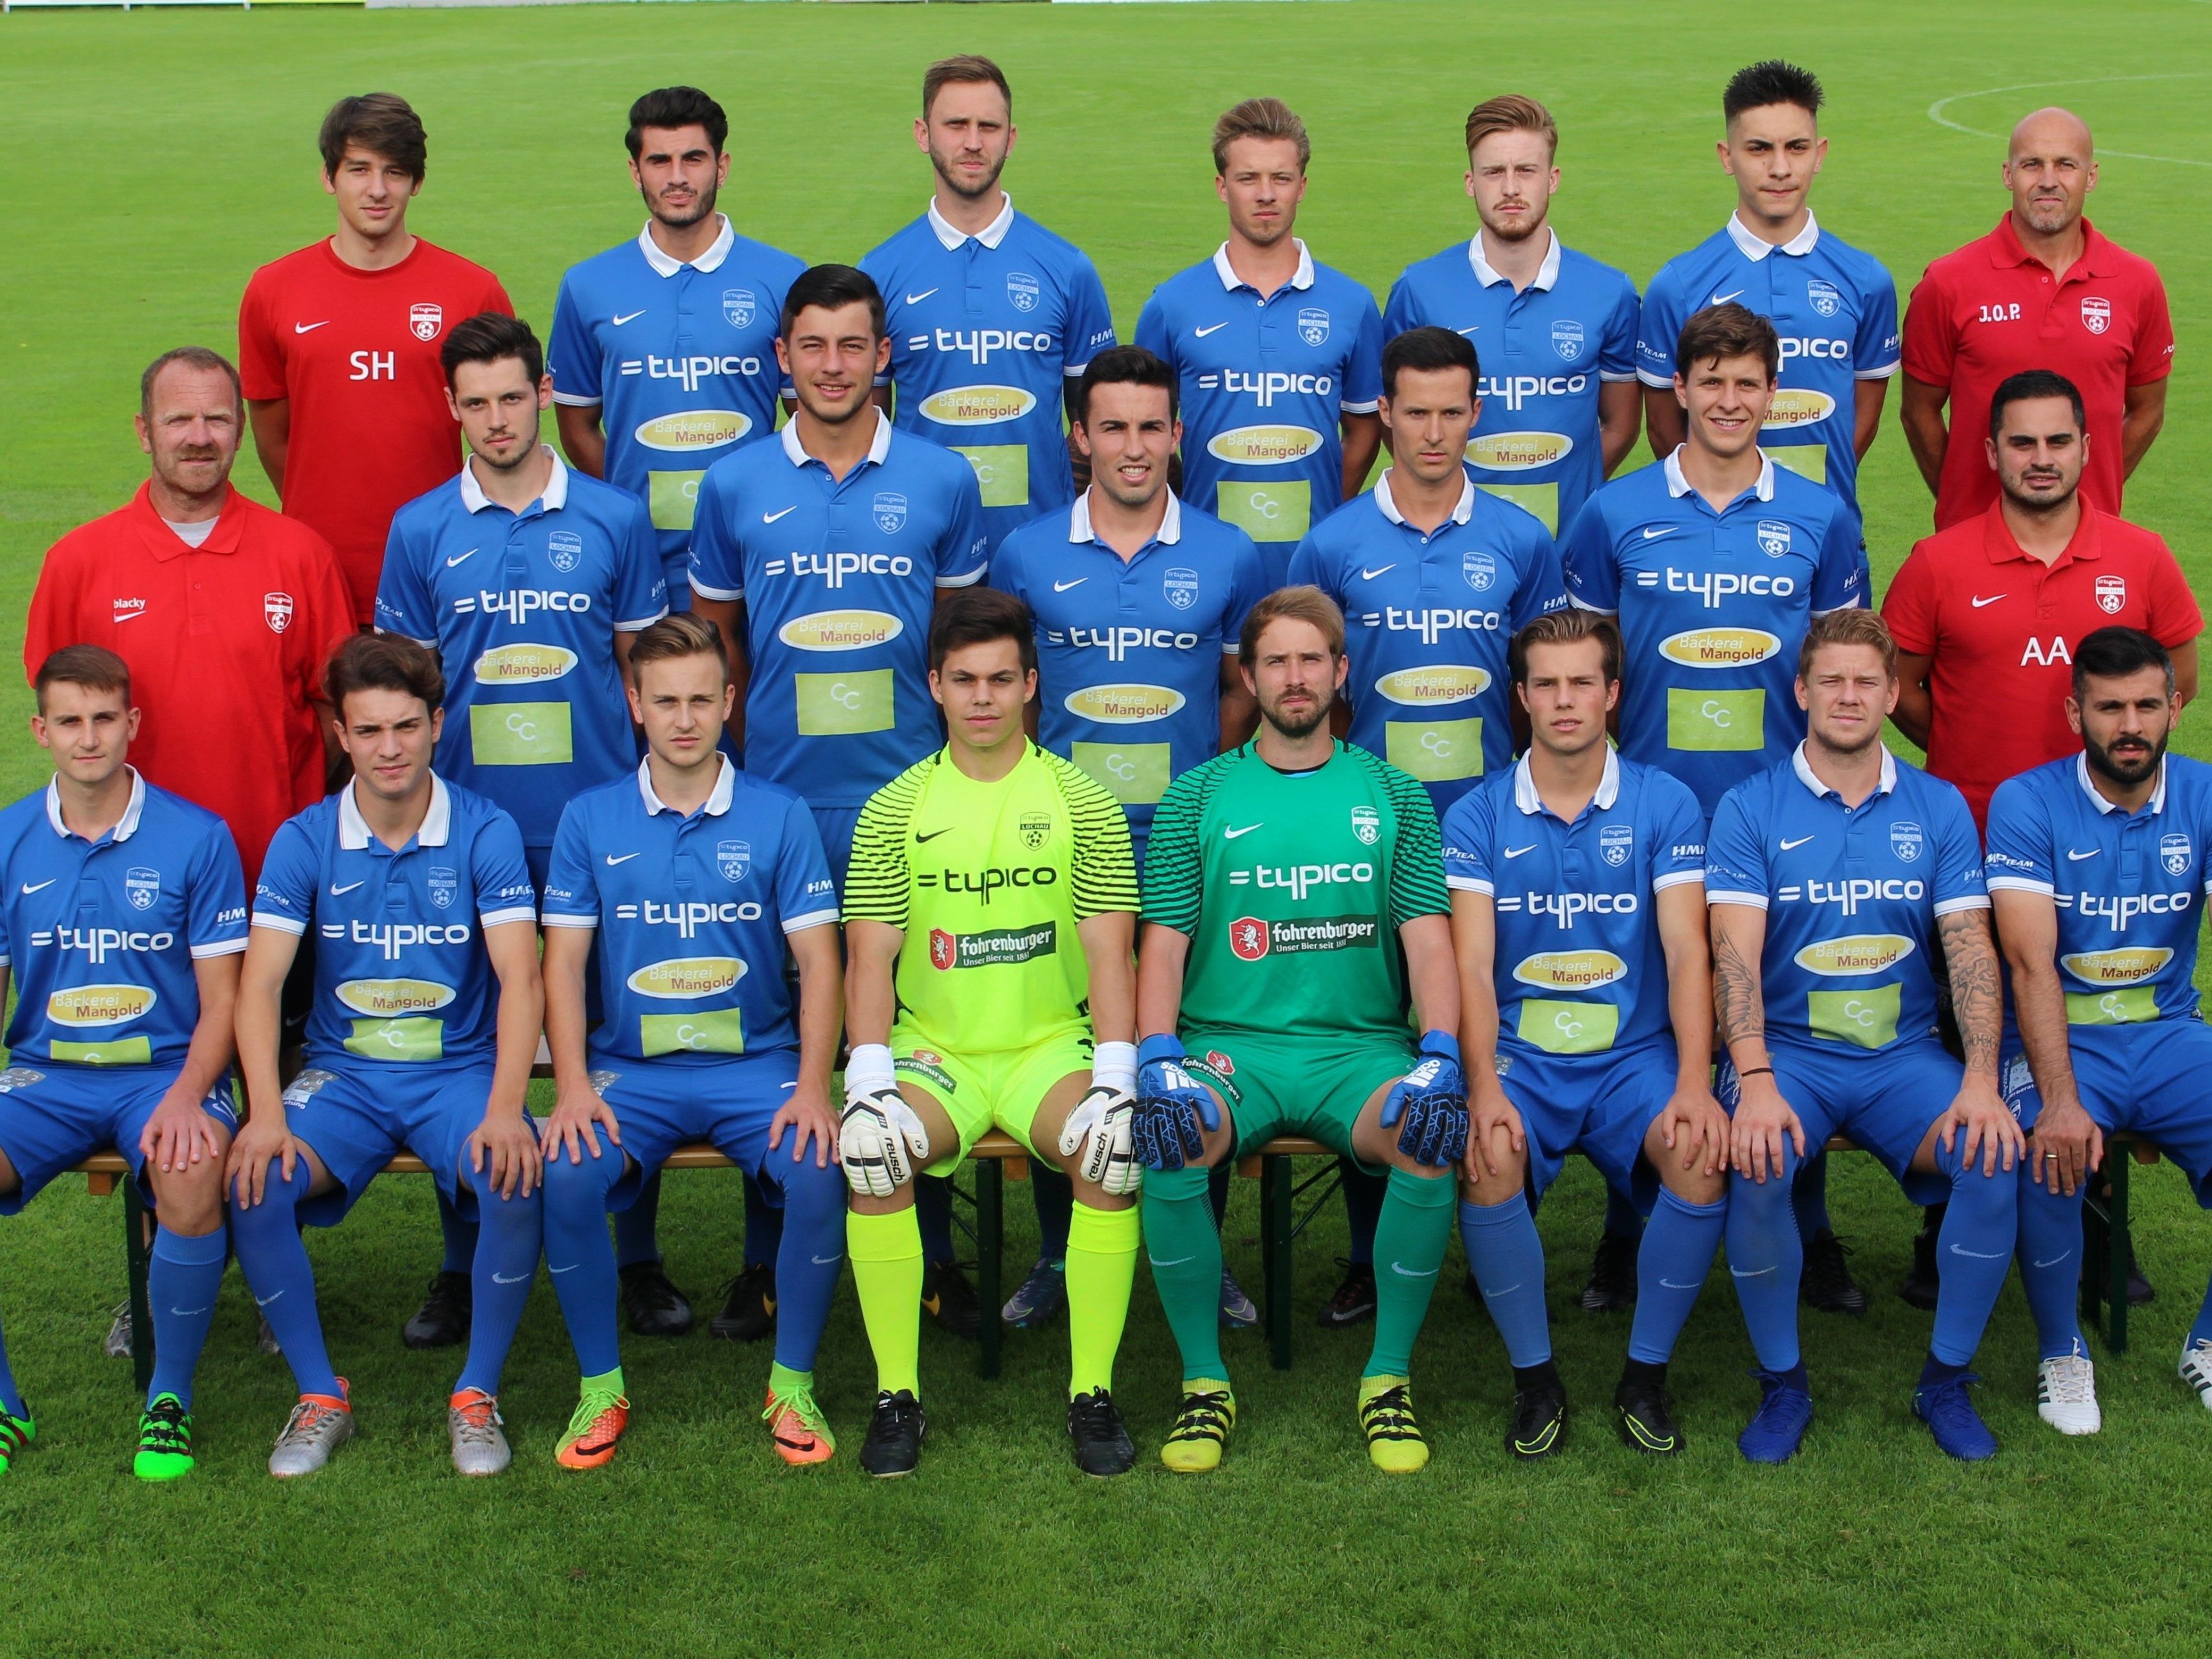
[74,1127,2159,1390]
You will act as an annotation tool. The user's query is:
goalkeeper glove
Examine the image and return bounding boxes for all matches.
[1379,1030,1469,1168]
[1059,1040,1140,1195]
[839,1044,930,1197]
[1133,1034,1220,1171]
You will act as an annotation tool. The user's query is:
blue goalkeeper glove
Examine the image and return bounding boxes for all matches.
[1379,1031,1468,1168]
[1133,1034,1220,1171]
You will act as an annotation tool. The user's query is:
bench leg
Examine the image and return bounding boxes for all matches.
[976,1158,1002,1382]
[2106,1155,2132,1357]
[124,1180,154,1397]
[1265,1154,1293,1371]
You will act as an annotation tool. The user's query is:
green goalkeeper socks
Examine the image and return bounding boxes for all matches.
[1066,1201,1139,1396]
[847,1207,924,1398]
[1141,1164,1226,1383]
[1364,1166,1455,1380]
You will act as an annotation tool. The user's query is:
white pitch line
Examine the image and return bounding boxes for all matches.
[1927,72,2212,168]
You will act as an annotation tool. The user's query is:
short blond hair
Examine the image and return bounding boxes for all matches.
[1239,585,1344,665]
[1465,93,1558,160]
[1798,607,1895,681]
[1213,97,1309,175]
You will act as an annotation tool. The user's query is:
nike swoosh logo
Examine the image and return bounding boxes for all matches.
[492,1270,531,1284]
[114,611,150,623]
[1054,578,1087,592]
[1948,1243,2007,1259]
[255,1289,285,1307]
[330,881,365,896]
[1194,322,1230,338]
[1360,565,1396,581]
[763,505,797,524]
[2067,848,2100,861]
[2032,1252,2073,1269]
[811,1253,842,1265]
[170,1307,210,1318]
[605,853,642,866]
[1640,526,1673,540]
[1223,824,1263,839]
[1149,1254,1196,1267]
[294,321,328,334]
[549,1262,580,1274]
[1503,845,1537,860]
[445,547,479,568]
[1456,326,1480,336]
[914,828,953,844]
[1730,1265,1779,1278]
[19,879,54,895]
[1710,289,1746,306]
[1971,594,2007,608]
[1780,835,1814,852]
[1480,1281,1522,1296]
[1658,1279,1702,1291]
[612,311,646,326]
[904,289,939,306]
[1389,1262,1440,1278]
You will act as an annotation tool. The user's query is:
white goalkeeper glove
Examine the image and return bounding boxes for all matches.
[840,1044,929,1198]
[1058,1040,1140,1196]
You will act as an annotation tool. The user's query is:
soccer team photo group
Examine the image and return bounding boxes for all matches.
[5,4,2212,1642]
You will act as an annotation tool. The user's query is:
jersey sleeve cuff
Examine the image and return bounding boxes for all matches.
[1652,869,1706,891]
[550,391,604,408]
[688,577,743,602]
[1706,888,1769,910]
[1568,596,1620,616]
[1340,398,1381,416]
[782,907,840,935]
[1444,874,1494,895]
[539,912,598,930]
[1932,894,1991,916]
[479,905,538,929]
[1635,367,1675,389]
[1855,361,1903,381]
[1983,875,2055,896]
[936,565,987,589]
[251,911,307,936]
[1598,370,1641,384]
[615,607,671,632]
[189,936,251,959]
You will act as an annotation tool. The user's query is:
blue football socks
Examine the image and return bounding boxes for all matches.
[147,1223,229,1408]
[1627,1188,1726,1366]
[1460,1192,1552,1369]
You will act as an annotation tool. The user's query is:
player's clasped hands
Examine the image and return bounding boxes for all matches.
[1728,1069,1807,1184]
[1379,1030,1469,1168]
[1132,1035,1219,1171]
[839,1043,931,1198]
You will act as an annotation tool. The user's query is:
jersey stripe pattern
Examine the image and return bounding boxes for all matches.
[844,743,1136,1055]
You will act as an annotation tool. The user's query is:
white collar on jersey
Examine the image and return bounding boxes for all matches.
[637,752,736,817]
[1663,445,1777,502]
[928,193,1015,251]
[460,447,569,515]
[1212,239,1317,293]
[339,772,452,850]
[780,406,894,469]
[1469,226,1562,291]
[1792,740,1899,800]
[1374,469,1476,528]
[1070,487,1184,547]
[1726,210,1821,262]
[1512,745,1621,816]
[45,767,146,842]
[2077,751,2167,815]
[638,214,736,278]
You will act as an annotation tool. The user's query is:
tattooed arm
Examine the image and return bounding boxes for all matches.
[1928,906,2026,1179]
[1709,901,1802,1183]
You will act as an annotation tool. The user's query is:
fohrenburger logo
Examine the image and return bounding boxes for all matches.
[928,922,1057,969]
[1226,914,1377,958]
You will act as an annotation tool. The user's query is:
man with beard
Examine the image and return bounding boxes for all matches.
[550,87,806,598]
[1987,627,2212,1437]
[861,56,1117,554]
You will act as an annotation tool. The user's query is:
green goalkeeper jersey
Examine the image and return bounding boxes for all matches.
[844,741,1138,1055]
[1144,739,1449,1044]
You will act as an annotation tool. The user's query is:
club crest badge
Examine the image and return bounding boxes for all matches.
[1890,820,1924,863]
[125,867,160,911]
[717,840,752,882]
[873,492,909,534]
[2081,296,2112,335]
[723,288,756,329]
[1006,272,1041,313]
[1351,806,1380,846]
[1551,319,1585,361]
[1298,307,1331,347]
[1163,567,1199,611]
[410,303,443,341]
[1807,278,1842,318]
[427,866,458,910]
[1462,549,1497,592]
[1599,824,1632,868]
[264,591,294,633]
[2162,833,2192,876]
[2096,574,2127,615]
[547,530,583,574]
[1757,520,1792,558]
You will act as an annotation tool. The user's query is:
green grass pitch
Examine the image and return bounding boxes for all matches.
[5,3,2212,1654]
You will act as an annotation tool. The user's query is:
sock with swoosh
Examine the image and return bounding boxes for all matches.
[230,1160,341,1399]
[455,1166,542,1398]
[2013,1159,2086,1359]
[1140,1164,1224,1383]
[848,1207,924,1397]
[1365,1168,1454,1379]
[766,1151,845,1377]
[147,1222,228,1409]
[1460,1190,1551,1370]
[541,1141,624,1379]
[1724,1147,1803,1372]
[1065,1201,1140,1396]
[1627,1188,1726,1366]
[1928,1134,2016,1366]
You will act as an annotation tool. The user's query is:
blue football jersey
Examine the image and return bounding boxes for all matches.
[1134,242,1384,565]
[688,413,988,809]
[1290,471,1566,811]
[547,218,806,584]
[861,198,1117,552]
[989,490,1268,847]
[251,777,537,1071]
[1561,451,1864,818]
[1706,746,1986,1056]
[1635,214,1899,523]
[377,455,669,850]
[0,772,248,1069]
[541,757,838,1065]
[1441,750,1706,1059]
[1383,230,1640,534]
[1985,754,2212,1032]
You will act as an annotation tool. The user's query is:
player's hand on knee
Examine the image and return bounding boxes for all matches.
[547,1082,622,1167]
[1729,1076,1803,1184]
[141,1086,221,1177]
[840,1044,928,1199]
[1380,1031,1469,1168]
[224,1116,300,1209]
[1938,1078,2024,1178]
[1134,1035,1218,1171]
[2032,1098,2102,1197]
[470,1113,543,1200]
[1061,1083,1140,1195]
[1465,1074,1524,1180]
[1661,1084,1730,1178]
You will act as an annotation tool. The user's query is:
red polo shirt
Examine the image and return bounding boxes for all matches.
[24,483,357,880]
[238,237,513,624]
[1902,216,2174,530]
[1883,500,2200,833]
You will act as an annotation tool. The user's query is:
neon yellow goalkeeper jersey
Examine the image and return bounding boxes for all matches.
[844,741,1138,1054]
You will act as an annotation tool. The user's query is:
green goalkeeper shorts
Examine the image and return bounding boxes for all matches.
[1179,1029,1416,1173]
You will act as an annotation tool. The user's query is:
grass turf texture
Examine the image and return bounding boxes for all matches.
[5,1,2212,1653]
